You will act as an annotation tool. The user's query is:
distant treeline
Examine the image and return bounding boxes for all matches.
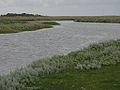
[1,13,42,17]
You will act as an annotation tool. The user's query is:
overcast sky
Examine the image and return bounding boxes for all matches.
[0,0,120,16]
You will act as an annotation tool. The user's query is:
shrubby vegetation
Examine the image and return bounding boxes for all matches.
[0,39,120,90]
[1,13,42,17]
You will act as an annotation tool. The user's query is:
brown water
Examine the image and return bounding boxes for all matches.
[0,21,120,75]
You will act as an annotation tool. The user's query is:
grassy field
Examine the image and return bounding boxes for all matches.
[0,39,120,90]
[23,64,120,90]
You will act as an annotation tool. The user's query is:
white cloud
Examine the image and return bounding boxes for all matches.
[0,0,120,16]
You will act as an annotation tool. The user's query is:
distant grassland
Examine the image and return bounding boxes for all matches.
[74,16,120,23]
[0,16,120,22]
[0,16,120,34]
[0,39,120,90]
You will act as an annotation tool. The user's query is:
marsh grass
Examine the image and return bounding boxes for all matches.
[0,21,61,34]
[0,16,120,34]
[0,23,52,34]
[41,22,60,25]
[0,39,120,90]
[1,16,120,22]
[74,16,120,23]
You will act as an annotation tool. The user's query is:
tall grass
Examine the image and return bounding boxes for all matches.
[0,23,52,34]
[0,39,120,90]
[0,21,60,34]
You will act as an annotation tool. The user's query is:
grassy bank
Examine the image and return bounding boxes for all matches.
[74,16,120,23]
[0,39,120,90]
[0,21,60,34]
[41,22,60,25]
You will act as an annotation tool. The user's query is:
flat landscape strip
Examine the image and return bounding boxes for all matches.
[0,16,120,22]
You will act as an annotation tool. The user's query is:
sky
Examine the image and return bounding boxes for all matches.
[0,0,120,16]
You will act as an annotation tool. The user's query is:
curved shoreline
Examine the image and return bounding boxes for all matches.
[0,21,120,75]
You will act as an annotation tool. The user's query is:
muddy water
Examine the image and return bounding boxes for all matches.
[0,21,120,75]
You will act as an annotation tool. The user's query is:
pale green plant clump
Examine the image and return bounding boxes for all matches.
[0,39,120,90]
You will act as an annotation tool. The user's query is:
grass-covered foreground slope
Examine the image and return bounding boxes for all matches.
[0,21,60,34]
[24,64,120,90]
[0,39,120,90]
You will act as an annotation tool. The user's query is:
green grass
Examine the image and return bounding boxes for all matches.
[0,16,120,34]
[0,21,60,34]
[23,64,120,90]
[0,39,120,90]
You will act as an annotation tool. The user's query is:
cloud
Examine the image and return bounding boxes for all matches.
[0,0,15,4]
[2,0,65,8]
[0,0,120,15]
